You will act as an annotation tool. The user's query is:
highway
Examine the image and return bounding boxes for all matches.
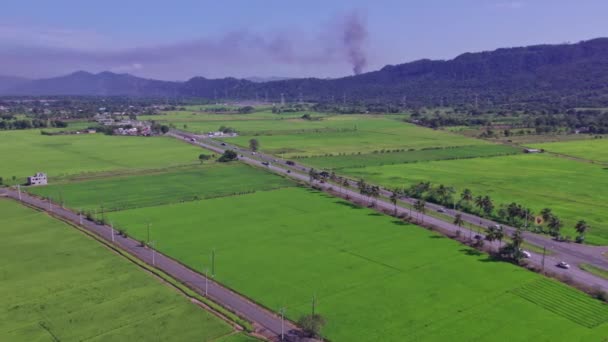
[169,130,608,292]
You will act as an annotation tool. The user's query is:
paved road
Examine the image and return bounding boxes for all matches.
[0,188,299,341]
[169,130,608,292]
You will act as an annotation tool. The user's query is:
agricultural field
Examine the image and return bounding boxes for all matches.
[300,144,520,170]
[0,130,202,184]
[226,119,486,157]
[139,109,327,123]
[340,154,608,245]
[531,138,608,163]
[0,199,251,342]
[28,163,294,212]
[107,187,608,341]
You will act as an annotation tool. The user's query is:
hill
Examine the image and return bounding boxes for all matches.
[3,38,608,107]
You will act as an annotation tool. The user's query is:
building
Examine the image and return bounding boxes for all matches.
[27,172,47,186]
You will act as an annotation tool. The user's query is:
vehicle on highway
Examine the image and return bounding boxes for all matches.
[286,160,295,166]
[287,170,291,173]
[190,138,196,142]
[252,152,256,155]
[522,250,532,258]
[437,207,446,213]
[221,142,226,146]
[262,162,270,166]
[556,261,570,269]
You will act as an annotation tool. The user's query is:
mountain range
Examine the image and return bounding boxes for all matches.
[3,38,608,107]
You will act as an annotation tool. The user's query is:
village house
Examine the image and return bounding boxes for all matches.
[27,172,47,186]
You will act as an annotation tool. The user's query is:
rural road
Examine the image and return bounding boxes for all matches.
[0,188,300,342]
[169,130,608,292]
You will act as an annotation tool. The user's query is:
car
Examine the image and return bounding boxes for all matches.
[190,138,196,142]
[252,152,256,155]
[437,207,446,213]
[556,261,570,269]
[522,250,532,258]
[220,142,226,146]
[286,160,295,166]
[287,170,291,173]
[261,161,270,166]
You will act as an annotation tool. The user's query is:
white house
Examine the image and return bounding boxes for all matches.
[27,172,47,186]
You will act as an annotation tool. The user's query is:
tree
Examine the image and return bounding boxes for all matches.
[249,138,259,151]
[198,153,210,164]
[0,176,3,185]
[474,195,484,212]
[414,200,426,223]
[500,229,525,262]
[482,196,494,216]
[540,208,553,222]
[548,215,563,238]
[486,225,504,248]
[575,220,589,243]
[160,125,170,134]
[218,150,238,162]
[298,314,326,338]
[461,188,473,202]
[453,213,464,234]
[390,188,400,215]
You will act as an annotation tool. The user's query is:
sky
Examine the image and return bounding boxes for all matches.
[1,0,607,80]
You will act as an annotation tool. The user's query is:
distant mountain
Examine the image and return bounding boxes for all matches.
[4,71,179,97]
[0,75,29,93]
[3,38,608,107]
[245,76,292,83]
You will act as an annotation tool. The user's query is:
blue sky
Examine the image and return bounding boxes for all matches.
[1,0,607,80]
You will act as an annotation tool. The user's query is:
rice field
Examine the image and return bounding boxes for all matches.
[531,138,608,163]
[0,199,250,342]
[106,187,608,341]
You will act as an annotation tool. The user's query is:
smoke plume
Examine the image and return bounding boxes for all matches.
[342,12,368,75]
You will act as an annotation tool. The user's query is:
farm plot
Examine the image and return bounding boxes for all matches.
[341,154,608,245]
[531,138,608,163]
[226,120,485,157]
[299,144,520,170]
[0,130,202,184]
[28,163,294,212]
[107,187,608,341]
[0,199,248,342]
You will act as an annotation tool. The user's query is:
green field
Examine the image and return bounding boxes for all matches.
[107,187,608,341]
[0,130,202,184]
[226,120,485,157]
[139,109,328,123]
[300,144,520,170]
[340,154,608,244]
[532,138,608,163]
[0,199,251,342]
[28,163,294,212]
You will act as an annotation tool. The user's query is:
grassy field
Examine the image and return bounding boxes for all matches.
[0,199,252,342]
[139,109,328,123]
[300,144,520,170]
[340,154,608,244]
[226,120,485,157]
[531,138,608,163]
[0,130,202,184]
[107,187,608,341]
[28,163,294,212]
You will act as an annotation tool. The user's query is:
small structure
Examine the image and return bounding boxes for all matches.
[27,172,47,186]
[523,148,542,154]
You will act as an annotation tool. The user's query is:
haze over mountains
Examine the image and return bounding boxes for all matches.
[2,38,608,107]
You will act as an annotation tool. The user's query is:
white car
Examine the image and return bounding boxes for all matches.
[522,250,532,259]
[556,261,570,269]
[437,207,446,213]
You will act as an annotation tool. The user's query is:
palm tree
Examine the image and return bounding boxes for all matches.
[540,208,553,222]
[461,188,473,202]
[474,195,484,213]
[482,196,494,216]
[575,220,589,243]
[548,216,562,238]
[453,213,464,235]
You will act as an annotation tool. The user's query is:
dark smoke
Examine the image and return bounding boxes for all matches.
[342,12,368,75]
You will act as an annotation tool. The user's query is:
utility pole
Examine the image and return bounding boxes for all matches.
[48,198,52,211]
[205,268,209,296]
[17,184,21,201]
[280,307,286,341]
[79,210,83,225]
[280,93,285,106]
[342,93,346,105]
[211,249,216,277]
[147,222,151,244]
[151,241,156,266]
[541,246,546,272]
[110,222,115,242]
